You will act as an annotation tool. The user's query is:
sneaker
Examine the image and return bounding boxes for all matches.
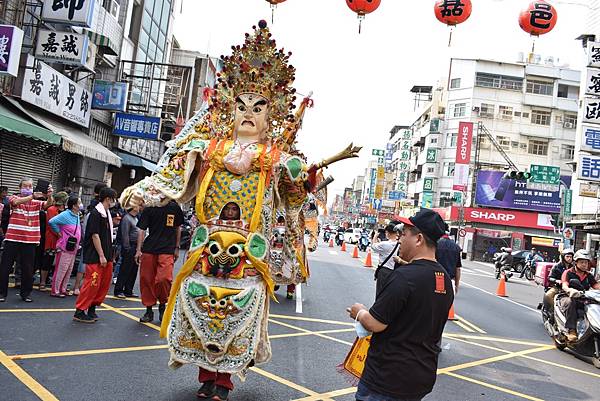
[567,330,578,342]
[211,385,230,401]
[125,292,139,298]
[158,304,166,322]
[21,296,33,303]
[115,293,127,299]
[196,381,216,399]
[73,309,95,323]
[0,296,6,302]
[112,277,117,284]
[87,305,98,321]
[140,310,154,323]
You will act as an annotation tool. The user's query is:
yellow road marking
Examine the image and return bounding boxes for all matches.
[268,319,353,346]
[291,387,357,401]
[270,328,355,339]
[249,367,335,401]
[454,321,475,333]
[443,372,545,401]
[0,349,59,401]
[104,295,142,302]
[444,333,549,347]
[454,314,487,334]
[0,307,146,313]
[10,345,168,360]
[267,314,354,326]
[100,303,161,331]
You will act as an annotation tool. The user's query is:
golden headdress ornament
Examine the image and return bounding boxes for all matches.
[208,20,297,139]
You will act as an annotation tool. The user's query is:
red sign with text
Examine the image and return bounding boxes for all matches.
[449,207,555,231]
[452,121,474,191]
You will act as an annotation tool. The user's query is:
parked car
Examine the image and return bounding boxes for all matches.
[511,250,532,273]
[343,228,362,244]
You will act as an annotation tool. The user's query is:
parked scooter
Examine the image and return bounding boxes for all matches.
[542,286,600,369]
[358,232,370,252]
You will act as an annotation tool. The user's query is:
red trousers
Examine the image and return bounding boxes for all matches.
[198,367,234,390]
[75,262,113,311]
[140,253,174,307]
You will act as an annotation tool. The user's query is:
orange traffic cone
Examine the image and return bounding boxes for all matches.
[447,304,457,321]
[341,242,347,252]
[496,273,508,297]
[364,250,373,267]
[329,238,334,247]
[352,246,359,258]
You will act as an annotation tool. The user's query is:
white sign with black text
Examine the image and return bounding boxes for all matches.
[588,41,600,68]
[35,30,88,66]
[586,67,600,97]
[41,0,95,27]
[20,55,91,127]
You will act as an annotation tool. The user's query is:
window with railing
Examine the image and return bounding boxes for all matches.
[526,79,554,96]
[475,73,523,91]
[496,135,510,151]
[528,140,548,155]
[531,110,551,126]
[480,103,494,118]
[499,105,513,120]
[561,144,574,160]
[563,114,577,129]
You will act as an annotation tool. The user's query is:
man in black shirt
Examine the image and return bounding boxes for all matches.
[348,208,454,401]
[73,187,118,323]
[135,201,184,322]
[436,233,462,293]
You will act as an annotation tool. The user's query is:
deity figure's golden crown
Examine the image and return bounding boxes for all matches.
[208,20,297,139]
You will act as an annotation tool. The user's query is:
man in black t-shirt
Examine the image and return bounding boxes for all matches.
[135,201,184,323]
[436,233,462,293]
[348,208,454,401]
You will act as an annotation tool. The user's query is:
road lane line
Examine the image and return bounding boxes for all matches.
[295,283,303,314]
[101,303,161,331]
[269,314,354,326]
[249,367,335,401]
[454,314,487,334]
[268,319,353,346]
[328,250,338,255]
[454,321,475,333]
[444,333,549,347]
[0,307,146,313]
[270,328,355,339]
[291,387,357,401]
[0,349,59,401]
[10,345,169,360]
[443,372,544,401]
[461,281,539,313]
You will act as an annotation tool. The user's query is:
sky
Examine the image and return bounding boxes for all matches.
[173,0,588,200]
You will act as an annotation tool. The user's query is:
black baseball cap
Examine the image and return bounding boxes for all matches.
[397,208,448,243]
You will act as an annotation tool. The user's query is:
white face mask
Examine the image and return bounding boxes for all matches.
[354,310,372,338]
[109,200,117,209]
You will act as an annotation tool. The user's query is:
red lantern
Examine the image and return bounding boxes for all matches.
[434,0,472,26]
[519,1,557,36]
[346,0,382,33]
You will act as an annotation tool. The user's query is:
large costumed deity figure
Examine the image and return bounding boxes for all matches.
[120,20,360,400]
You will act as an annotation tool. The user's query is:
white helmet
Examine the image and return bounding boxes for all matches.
[573,249,592,262]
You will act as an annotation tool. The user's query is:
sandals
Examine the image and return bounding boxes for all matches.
[38,285,46,291]
[196,382,216,399]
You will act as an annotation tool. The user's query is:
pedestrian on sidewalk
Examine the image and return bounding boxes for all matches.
[39,191,69,291]
[347,208,453,401]
[48,196,82,297]
[0,178,54,303]
[0,185,9,243]
[114,206,140,298]
[136,200,184,323]
[371,223,400,296]
[73,187,117,323]
[435,232,462,293]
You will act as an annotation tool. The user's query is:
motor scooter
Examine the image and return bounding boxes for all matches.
[335,231,345,246]
[358,233,370,252]
[493,253,513,281]
[543,284,600,369]
[323,229,331,242]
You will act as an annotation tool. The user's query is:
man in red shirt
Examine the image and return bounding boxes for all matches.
[0,178,53,302]
[560,249,600,342]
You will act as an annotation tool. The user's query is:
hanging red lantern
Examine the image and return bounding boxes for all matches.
[266,0,287,23]
[519,1,558,36]
[434,0,472,26]
[346,0,382,33]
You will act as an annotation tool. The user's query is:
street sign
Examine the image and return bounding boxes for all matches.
[372,149,385,157]
[458,229,467,237]
[562,227,574,240]
[423,177,434,191]
[372,198,383,211]
[530,164,560,185]
[564,189,572,216]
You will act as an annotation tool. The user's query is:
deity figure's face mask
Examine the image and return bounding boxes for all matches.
[233,93,270,142]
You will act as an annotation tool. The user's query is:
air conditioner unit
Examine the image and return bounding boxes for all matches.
[472,106,480,112]
[563,121,575,129]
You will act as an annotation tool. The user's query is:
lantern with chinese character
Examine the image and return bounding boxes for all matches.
[266,0,287,23]
[519,1,557,36]
[434,0,472,26]
[345,0,382,33]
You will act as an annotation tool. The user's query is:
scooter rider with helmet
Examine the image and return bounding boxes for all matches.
[559,249,600,342]
[543,249,574,313]
[495,247,513,279]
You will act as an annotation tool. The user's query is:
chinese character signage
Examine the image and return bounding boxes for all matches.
[114,112,161,140]
[372,149,385,157]
[529,164,560,185]
[35,30,88,65]
[581,125,600,153]
[579,182,599,198]
[475,170,570,213]
[388,191,405,201]
[583,98,600,125]
[588,41,600,68]
[92,80,128,111]
[20,55,91,127]
[564,189,572,216]
[586,68,600,97]
[42,0,95,27]
[452,121,473,191]
[421,192,434,208]
[578,154,600,183]
[0,25,23,77]
[426,148,437,163]
[423,177,434,191]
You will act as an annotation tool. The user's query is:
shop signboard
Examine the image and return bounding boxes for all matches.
[588,41,600,68]
[579,182,599,198]
[387,191,404,201]
[452,121,473,191]
[577,154,600,182]
[114,112,161,140]
[423,177,434,191]
[92,80,128,111]
[564,189,572,216]
[0,25,24,77]
[582,98,600,125]
[42,0,95,27]
[581,124,600,153]
[372,149,385,157]
[35,30,88,65]
[426,148,437,163]
[475,170,569,213]
[531,237,560,247]
[449,206,556,231]
[20,56,91,127]
[586,67,600,97]
[421,192,434,208]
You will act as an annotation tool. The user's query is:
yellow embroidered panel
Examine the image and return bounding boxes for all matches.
[203,170,261,223]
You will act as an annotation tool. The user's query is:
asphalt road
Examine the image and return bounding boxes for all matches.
[1,241,600,401]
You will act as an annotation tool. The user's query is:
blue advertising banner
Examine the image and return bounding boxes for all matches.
[92,81,128,111]
[114,112,161,140]
[475,170,571,213]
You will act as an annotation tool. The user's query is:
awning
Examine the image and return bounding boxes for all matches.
[116,151,157,173]
[4,97,121,167]
[86,30,118,56]
[0,100,61,145]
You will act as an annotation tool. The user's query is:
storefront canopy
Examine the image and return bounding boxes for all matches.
[4,97,122,167]
[0,101,61,145]
[117,151,157,173]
